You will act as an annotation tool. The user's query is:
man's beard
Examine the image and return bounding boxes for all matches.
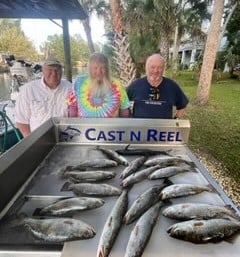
[90,77,111,98]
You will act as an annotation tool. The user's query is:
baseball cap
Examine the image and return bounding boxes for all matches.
[44,57,62,67]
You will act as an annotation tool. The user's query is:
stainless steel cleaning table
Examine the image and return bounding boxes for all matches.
[0,118,239,257]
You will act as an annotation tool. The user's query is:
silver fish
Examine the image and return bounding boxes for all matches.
[62,182,122,196]
[124,184,165,225]
[97,146,129,166]
[144,156,195,168]
[160,183,212,200]
[63,171,116,183]
[167,218,240,243]
[124,202,161,257]
[149,166,192,180]
[121,165,160,188]
[97,190,128,257]
[19,216,95,242]
[39,197,105,216]
[162,203,237,220]
[67,159,118,170]
[120,156,147,179]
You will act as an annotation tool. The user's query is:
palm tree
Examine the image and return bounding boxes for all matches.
[171,1,210,71]
[196,0,225,105]
[109,0,136,86]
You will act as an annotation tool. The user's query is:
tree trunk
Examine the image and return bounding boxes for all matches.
[196,0,225,105]
[159,29,170,62]
[109,0,136,85]
[172,22,181,73]
[82,17,95,54]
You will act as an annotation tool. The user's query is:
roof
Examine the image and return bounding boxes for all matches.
[0,0,87,19]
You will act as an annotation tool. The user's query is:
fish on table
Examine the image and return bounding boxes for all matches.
[38,197,105,216]
[167,218,240,243]
[62,171,116,183]
[160,183,212,200]
[97,146,129,166]
[124,183,166,225]
[144,156,195,168]
[120,156,147,179]
[121,165,161,188]
[116,144,171,156]
[65,159,118,170]
[124,202,162,257]
[62,182,122,196]
[149,166,195,180]
[13,215,96,243]
[163,203,237,220]
[97,190,128,257]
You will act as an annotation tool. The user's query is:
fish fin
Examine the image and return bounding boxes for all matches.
[61,181,72,191]
[65,165,74,171]
[125,144,131,150]
[123,214,128,224]
[32,208,44,216]
[163,178,173,186]
[162,199,172,206]
[134,225,139,236]
[108,216,113,227]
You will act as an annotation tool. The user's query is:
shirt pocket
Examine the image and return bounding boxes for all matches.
[31,99,48,117]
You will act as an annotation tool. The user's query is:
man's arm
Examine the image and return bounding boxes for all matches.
[16,122,31,138]
[119,108,130,118]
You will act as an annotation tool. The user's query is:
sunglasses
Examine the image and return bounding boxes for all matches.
[149,87,160,101]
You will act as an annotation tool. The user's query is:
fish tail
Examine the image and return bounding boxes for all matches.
[163,178,173,186]
[8,213,27,228]
[188,161,196,168]
[59,168,68,178]
[97,247,105,257]
[61,181,72,191]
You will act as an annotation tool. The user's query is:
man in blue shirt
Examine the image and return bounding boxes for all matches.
[127,54,188,119]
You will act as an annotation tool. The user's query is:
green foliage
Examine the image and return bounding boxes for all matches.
[119,0,210,74]
[41,34,92,66]
[215,51,226,71]
[169,71,240,181]
[225,5,240,56]
[0,19,38,60]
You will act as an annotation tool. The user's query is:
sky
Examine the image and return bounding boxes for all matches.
[21,15,106,51]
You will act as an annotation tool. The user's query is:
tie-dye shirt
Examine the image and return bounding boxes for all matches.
[68,75,130,118]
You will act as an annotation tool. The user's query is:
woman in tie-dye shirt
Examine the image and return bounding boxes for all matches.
[68,53,130,118]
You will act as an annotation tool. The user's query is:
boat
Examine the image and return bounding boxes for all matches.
[0,59,41,153]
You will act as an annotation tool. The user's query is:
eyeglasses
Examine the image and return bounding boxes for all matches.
[149,87,160,101]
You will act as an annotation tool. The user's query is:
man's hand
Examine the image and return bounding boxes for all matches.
[175,108,186,119]
[16,122,31,138]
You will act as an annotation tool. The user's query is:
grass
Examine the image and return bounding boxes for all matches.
[168,71,240,181]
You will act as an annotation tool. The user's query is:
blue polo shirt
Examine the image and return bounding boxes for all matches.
[127,76,189,119]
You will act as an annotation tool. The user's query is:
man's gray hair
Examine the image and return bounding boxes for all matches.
[88,52,110,79]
